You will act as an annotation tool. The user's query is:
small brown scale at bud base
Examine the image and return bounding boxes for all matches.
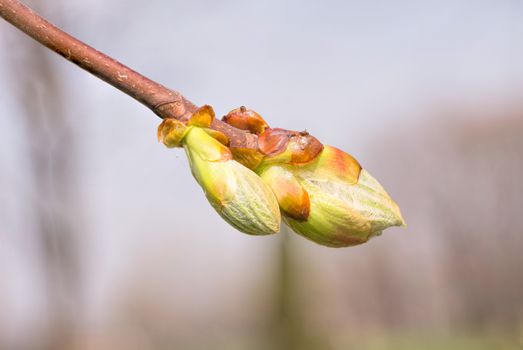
[257,128,293,156]
[219,111,325,171]
[222,106,268,134]
[258,128,324,165]
[219,106,272,170]
[288,132,324,164]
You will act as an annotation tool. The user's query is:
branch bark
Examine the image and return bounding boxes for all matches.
[0,0,258,149]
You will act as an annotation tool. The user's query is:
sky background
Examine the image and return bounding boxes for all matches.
[1,0,523,349]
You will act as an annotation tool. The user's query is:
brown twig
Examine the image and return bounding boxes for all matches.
[0,0,257,148]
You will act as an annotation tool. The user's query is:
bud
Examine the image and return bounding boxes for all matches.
[177,124,281,235]
[257,145,405,247]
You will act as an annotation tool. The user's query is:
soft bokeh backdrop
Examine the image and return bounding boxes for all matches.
[1,0,522,349]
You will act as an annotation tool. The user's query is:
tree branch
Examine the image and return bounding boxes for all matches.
[0,0,258,149]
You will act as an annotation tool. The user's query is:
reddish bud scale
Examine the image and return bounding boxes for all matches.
[258,128,324,165]
[288,132,324,164]
[221,107,324,170]
[222,106,268,134]
[258,128,293,156]
[313,146,361,184]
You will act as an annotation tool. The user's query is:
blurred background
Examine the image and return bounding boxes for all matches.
[1,0,523,349]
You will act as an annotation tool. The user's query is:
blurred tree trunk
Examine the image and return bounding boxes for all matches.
[5,0,83,348]
[271,231,331,350]
[430,116,523,333]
